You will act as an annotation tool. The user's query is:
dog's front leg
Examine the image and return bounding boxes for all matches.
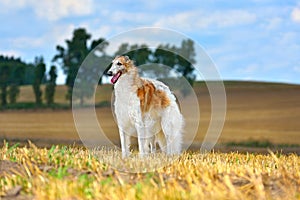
[119,129,130,158]
[136,125,147,158]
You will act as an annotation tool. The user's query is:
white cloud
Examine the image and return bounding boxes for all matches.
[109,11,151,24]
[291,6,300,23]
[34,0,94,21]
[0,0,27,10]
[0,0,94,21]
[154,10,256,30]
[9,24,75,49]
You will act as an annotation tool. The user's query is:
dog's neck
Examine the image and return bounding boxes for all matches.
[114,66,142,93]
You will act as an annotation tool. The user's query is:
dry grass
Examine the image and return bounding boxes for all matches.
[0,142,300,200]
[1,82,300,199]
[1,82,300,147]
[18,84,112,104]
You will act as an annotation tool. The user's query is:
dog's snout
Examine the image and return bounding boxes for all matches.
[105,70,113,76]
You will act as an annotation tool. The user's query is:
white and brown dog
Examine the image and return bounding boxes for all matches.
[106,56,184,157]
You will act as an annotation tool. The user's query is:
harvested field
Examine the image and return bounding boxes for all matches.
[0,81,299,149]
[0,143,299,199]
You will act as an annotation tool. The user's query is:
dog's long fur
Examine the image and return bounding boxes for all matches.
[107,56,184,157]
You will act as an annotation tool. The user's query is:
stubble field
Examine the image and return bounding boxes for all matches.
[1,82,300,148]
[1,142,300,199]
[0,81,300,199]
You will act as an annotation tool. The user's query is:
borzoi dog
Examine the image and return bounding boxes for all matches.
[106,56,184,158]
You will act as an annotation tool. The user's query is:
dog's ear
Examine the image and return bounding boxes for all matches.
[124,56,130,61]
[124,56,134,66]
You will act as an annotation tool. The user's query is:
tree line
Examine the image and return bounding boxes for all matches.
[0,27,196,108]
[0,55,57,107]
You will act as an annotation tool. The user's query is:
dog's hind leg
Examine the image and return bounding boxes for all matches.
[145,122,157,154]
[155,131,167,153]
[149,135,156,153]
[136,125,157,157]
[136,126,148,157]
[161,104,184,155]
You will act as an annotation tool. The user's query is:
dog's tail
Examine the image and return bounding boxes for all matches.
[160,101,184,155]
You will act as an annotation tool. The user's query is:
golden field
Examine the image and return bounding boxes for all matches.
[0,81,300,148]
[1,82,300,199]
[0,142,300,199]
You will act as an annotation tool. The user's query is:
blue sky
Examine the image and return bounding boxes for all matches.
[0,0,300,84]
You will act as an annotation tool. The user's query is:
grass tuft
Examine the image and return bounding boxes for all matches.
[0,142,300,199]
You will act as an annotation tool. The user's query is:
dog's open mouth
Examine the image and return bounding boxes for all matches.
[111,71,122,84]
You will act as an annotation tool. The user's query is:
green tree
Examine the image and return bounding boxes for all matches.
[53,28,109,106]
[114,43,130,57]
[155,40,196,96]
[114,43,152,66]
[113,41,196,85]
[0,65,10,106]
[150,44,177,78]
[176,39,196,86]
[32,56,46,105]
[53,28,91,106]
[8,66,24,103]
[90,38,109,52]
[114,43,154,79]
[8,85,19,104]
[45,65,57,105]
[90,37,111,85]
[0,55,35,86]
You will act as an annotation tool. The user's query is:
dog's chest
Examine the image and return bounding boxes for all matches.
[113,80,141,128]
[114,89,139,112]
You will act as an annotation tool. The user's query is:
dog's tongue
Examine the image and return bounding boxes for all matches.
[111,71,122,84]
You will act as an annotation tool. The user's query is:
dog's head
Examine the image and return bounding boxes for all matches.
[106,55,134,84]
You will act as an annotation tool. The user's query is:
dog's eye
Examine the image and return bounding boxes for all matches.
[116,62,122,66]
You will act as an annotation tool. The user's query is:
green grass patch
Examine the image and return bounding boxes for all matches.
[225,139,300,148]
[0,102,70,110]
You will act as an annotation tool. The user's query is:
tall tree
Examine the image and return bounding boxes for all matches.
[114,43,151,66]
[114,43,130,57]
[45,65,57,105]
[90,37,111,85]
[131,44,152,66]
[176,39,196,85]
[0,65,10,106]
[113,41,196,85]
[53,28,91,106]
[151,44,177,78]
[8,85,19,104]
[8,66,24,103]
[90,38,109,52]
[53,28,109,106]
[32,56,46,105]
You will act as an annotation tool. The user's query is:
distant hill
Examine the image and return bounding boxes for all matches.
[16,81,299,105]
